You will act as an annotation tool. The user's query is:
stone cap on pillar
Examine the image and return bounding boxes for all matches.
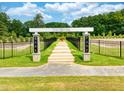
[33,32,40,36]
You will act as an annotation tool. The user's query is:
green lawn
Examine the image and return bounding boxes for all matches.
[0,76,124,90]
[0,41,57,67]
[67,40,124,66]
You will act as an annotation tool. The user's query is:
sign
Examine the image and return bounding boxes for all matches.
[85,35,89,53]
[29,28,94,33]
[34,36,38,53]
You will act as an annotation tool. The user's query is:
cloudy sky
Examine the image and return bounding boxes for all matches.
[0,2,124,24]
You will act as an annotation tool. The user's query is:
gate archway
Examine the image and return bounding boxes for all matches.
[29,27,94,62]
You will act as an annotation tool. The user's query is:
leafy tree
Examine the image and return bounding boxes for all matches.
[45,22,70,38]
[33,13,45,27]
[0,12,10,39]
[10,19,24,37]
[24,20,34,28]
[45,22,70,28]
[107,31,112,37]
[11,31,17,39]
[0,21,8,36]
[72,9,124,36]
[102,32,105,37]
[23,20,35,37]
[0,12,10,26]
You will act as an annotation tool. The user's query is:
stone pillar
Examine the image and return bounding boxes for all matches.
[83,32,90,61]
[32,32,40,62]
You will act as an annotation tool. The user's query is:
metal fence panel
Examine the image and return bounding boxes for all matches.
[66,37,80,50]
[0,38,33,59]
[43,38,57,49]
[91,40,124,58]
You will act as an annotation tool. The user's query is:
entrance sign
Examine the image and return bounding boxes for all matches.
[84,34,89,53]
[83,32,90,61]
[29,27,94,62]
[30,28,93,32]
[32,33,40,62]
[34,36,38,53]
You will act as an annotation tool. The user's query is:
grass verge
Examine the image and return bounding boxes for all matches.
[0,41,57,67]
[0,76,124,90]
[66,40,124,66]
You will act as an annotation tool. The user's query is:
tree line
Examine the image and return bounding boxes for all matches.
[0,9,124,42]
[0,13,70,42]
[72,9,124,36]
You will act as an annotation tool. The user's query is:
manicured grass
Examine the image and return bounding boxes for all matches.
[0,41,57,67]
[67,40,124,66]
[0,76,124,90]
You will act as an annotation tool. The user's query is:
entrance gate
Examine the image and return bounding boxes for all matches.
[29,27,94,62]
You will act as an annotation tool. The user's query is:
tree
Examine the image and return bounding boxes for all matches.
[102,32,105,37]
[45,22,70,28]
[0,12,10,26]
[11,31,17,38]
[107,31,112,37]
[24,20,34,28]
[45,22,70,38]
[0,21,8,36]
[33,13,45,27]
[72,9,124,36]
[0,12,10,38]
[10,19,24,37]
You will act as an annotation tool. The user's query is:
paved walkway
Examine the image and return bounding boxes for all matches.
[0,63,124,77]
[48,40,74,63]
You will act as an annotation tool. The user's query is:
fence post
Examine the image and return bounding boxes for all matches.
[120,41,122,58]
[99,40,100,54]
[11,41,13,57]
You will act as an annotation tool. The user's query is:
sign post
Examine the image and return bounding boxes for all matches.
[33,32,40,62]
[83,32,90,61]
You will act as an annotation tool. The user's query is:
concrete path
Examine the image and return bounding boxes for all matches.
[48,40,74,63]
[0,63,124,77]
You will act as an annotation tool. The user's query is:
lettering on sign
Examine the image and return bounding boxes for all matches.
[34,36,38,53]
[85,35,89,53]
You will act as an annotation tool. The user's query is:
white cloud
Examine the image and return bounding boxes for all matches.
[6,2,52,21]
[95,4,124,15]
[42,13,52,20]
[5,2,124,24]
[44,2,124,23]
[45,2,83,13]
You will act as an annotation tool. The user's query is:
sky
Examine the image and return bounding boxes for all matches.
[0,2,124,24]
